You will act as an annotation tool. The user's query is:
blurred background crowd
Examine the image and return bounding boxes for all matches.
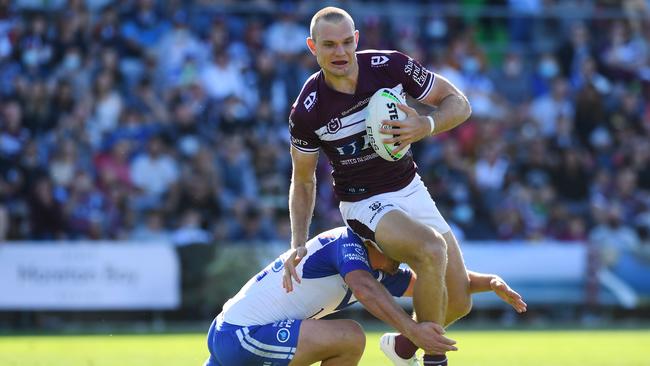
[0,0,649,262]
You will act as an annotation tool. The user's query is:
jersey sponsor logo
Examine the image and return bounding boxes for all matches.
[371,55,389,66]
[271,258,284,272]
[404,58,427,87]
[341,96,370,117]
[276,328,291,343]
[343,242,361,248]
[326,117,342,134]
[274,319,296,328]
[344,252,369,266]
[355,247,365,256]
[339,152,379,166]
[255,270,269,282]
[335,135,371,157]
[344,186,368,195]
[291,136,308,146]
[303,91,317,111]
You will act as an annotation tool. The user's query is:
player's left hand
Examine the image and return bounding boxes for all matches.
[490,277,527,313]
[282,246,308,293]
[380,103,431,155]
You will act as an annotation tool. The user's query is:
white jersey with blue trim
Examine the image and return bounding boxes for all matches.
[221,227,412,326]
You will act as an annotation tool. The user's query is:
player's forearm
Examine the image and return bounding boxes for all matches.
[467,270,498,293]
[352,278,417,336]
[288,179,316,249]
[405,270,496,295]
[430,93,471,135]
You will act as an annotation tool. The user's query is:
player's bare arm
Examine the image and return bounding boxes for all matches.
[402,271,527,314]
[381,73,471,154]
[466,271,528,314]
[344,269,458,355]
[283,146,319,292]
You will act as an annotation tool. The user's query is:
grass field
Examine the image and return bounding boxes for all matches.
[1,328,648,366]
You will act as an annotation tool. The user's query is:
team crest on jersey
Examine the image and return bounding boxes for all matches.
[276,328,291,343]
[369,201,382,211]
[371,55,389,66]
[303,91,317,111]
[327,117,342,134]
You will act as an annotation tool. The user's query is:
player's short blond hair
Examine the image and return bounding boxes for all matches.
[309,7,355,41]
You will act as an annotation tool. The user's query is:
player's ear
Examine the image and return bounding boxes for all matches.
[306,37,317,55]
[354,30,359,46]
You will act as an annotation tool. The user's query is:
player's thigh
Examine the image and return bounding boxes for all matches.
[374,209,444,263]
[212,320,301,366]
[289,319,365,366]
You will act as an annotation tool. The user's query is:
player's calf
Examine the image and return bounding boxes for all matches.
[445,292,472,326]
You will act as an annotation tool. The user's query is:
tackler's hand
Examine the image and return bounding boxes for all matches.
[282,246,308,293]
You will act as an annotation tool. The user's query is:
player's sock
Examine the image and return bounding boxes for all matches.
[394,334,418,359]
[423,354,448,366]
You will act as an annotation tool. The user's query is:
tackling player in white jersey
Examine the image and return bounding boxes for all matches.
[204,227,526,366]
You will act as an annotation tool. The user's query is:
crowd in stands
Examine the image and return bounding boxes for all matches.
[0,0,649,256]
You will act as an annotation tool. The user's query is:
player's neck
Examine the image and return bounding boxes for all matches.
[323,62,359,95]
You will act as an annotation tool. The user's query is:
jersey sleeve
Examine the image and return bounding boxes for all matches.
[379,268,413,297]
[388,51,435,101]
[289,106,320,153]
[335,240,373,278]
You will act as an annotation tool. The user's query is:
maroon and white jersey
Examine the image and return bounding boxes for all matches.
[289,50,435,202]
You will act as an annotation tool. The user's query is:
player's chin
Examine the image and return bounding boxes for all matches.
[327,63,349,74]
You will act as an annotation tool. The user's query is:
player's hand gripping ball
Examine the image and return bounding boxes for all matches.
[365,88,410,161]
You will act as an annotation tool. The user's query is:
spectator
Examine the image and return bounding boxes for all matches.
[171,209,212,246]
[64,170,119,239]
[0,204,7,241]
[491,51,532,105]
[94,139,133,191]
[28,176,65,240]
[88,70,123,147]
[155,9,203,89]
[529,77,574,137]
[130,135,179,210]
[217,134,258,211]
[589,202,640,267]
[49,139,80,189]
[264,3,308,57]
[200,47,246,101]
[0,100,29,159]
[130,209,170,243]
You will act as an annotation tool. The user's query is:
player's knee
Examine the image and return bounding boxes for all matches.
[339,320,366,355]
[407,231,447,269]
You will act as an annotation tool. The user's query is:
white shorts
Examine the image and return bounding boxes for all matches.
[339,175,451,244]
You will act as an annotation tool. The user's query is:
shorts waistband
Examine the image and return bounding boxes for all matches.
[215,313,244,331]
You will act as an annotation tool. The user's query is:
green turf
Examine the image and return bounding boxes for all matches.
[1,328,648,365]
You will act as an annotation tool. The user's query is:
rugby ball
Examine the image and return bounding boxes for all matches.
[365,88,410,161]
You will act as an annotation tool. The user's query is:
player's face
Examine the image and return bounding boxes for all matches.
[307,19,358,77]
[365,242,400,274]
